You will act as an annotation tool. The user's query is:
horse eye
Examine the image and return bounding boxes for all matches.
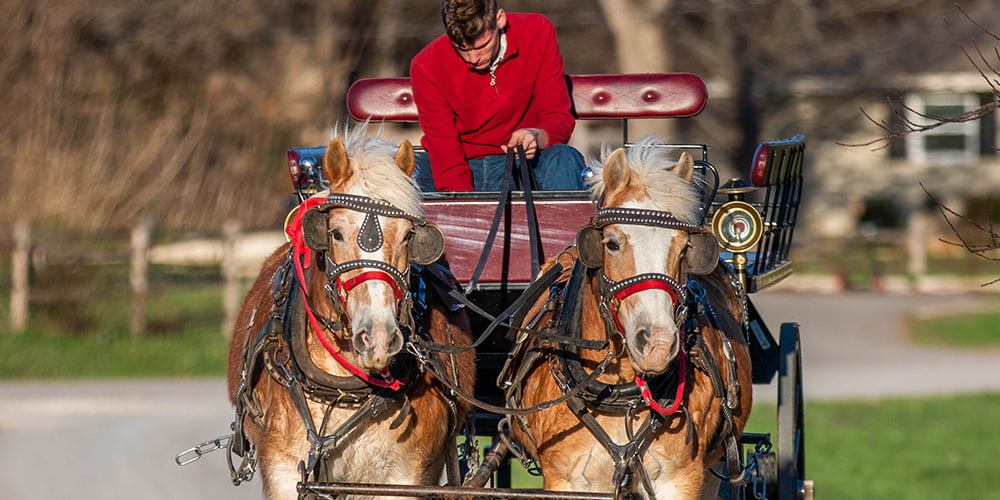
[331,228,344,242]
[605,238,620,252]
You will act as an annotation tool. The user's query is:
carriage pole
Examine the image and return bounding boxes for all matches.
[299,482,615,499]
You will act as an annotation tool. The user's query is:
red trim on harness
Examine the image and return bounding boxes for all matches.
[635,349,687,416]
[614,279,679,305]
[286,196,403,391]
[609,279,680,338]
[285,196,327,270]
[341,270,403,302]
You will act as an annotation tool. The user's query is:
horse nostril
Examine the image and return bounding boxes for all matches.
[387,328,403,357]
[633,327,650,353]
[352,329,370,354]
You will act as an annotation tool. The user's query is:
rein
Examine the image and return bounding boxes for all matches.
[635,349,686,416]
[465,146,544,293]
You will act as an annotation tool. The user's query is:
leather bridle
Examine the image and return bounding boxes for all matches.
[579,206,707,340]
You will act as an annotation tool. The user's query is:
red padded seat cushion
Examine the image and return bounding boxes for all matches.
[346,73,707,122]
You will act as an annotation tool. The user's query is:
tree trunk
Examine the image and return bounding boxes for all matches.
[130,216,152,336]
[596,0,674,140]
[10,219,30,333]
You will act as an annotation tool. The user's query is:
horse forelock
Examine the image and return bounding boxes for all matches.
[330,122,423,218]
[585,136,703,224]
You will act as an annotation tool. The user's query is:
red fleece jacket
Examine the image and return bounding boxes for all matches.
[410,12,576,191]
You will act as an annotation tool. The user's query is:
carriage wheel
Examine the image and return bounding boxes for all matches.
[777,323,806,500]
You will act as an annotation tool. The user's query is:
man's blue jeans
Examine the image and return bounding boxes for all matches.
[414,144,586,192]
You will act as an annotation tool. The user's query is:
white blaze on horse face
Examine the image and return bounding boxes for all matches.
[329,211,406,371]
[608,222,684,375]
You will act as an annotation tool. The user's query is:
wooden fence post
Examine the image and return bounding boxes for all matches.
[222,220,241,338]
[130,216,152,336]
[907,207,928,278]
[10,219,30,333]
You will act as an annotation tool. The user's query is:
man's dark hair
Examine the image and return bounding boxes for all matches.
[441,0,498,48]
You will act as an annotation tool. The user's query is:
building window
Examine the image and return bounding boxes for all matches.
[904,93,981,165]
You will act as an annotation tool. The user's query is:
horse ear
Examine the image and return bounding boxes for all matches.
[685,231,719,275]
[323,138,351,183]
[395,140,416,177]
[603,148,630,196]
[670,152,694,182]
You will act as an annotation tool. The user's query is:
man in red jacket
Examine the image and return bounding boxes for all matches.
[410,0,585,192]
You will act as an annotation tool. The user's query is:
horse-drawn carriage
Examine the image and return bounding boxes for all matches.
[178,72,810,499]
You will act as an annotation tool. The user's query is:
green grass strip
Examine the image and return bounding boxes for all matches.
[748,394,1000,499]
[907,306,1000,348]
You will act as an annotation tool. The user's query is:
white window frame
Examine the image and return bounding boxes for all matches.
[904,93,980,166]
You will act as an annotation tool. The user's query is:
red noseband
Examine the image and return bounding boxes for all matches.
[339,270,404,302]
[612,277,680,306]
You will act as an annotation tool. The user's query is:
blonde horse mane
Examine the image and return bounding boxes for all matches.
[585,135,704,224]
[331,121,423,218]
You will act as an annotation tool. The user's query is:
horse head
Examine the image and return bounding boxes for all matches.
[578,137,718,375]
[297,130,444,373]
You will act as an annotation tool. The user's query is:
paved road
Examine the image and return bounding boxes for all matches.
[1,291,998,499]
[751,291,1000,401]
[0,380,251,500]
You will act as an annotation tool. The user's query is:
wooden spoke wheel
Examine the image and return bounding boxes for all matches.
[777,323,806,500]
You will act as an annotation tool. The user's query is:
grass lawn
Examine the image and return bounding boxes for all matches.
[746,393,1000,500]
[0,283,230,378]
[907,297,1000,348]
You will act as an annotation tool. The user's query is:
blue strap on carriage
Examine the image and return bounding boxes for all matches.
[410,264,430,313]
[408,263,467,339]
[685,279,720,330]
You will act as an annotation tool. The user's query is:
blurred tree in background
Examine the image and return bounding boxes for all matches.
[0,0,994,234]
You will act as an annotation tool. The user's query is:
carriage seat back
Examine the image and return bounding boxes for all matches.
[346,73,707,122]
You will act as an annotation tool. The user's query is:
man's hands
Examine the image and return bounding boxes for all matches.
[501,128,549,159]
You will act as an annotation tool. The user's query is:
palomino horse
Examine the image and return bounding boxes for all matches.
[226,126,475,499]
[504,137,752,499]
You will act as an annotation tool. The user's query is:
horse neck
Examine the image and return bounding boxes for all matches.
[697,266,745,336]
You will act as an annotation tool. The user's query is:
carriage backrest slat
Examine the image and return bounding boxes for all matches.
[745,135,805,291]
[346,73,707,122]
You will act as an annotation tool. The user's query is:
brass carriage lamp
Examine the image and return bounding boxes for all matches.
[712,178,764,290]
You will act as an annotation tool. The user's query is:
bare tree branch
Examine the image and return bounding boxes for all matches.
[921,183,1000,286]
[841,97,1000,149]
[844,5,1000,150]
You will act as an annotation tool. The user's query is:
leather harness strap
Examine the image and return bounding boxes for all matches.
[505,257,750,492]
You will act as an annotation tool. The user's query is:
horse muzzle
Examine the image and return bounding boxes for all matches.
[350,320,404,371]
[628,324,680,375]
